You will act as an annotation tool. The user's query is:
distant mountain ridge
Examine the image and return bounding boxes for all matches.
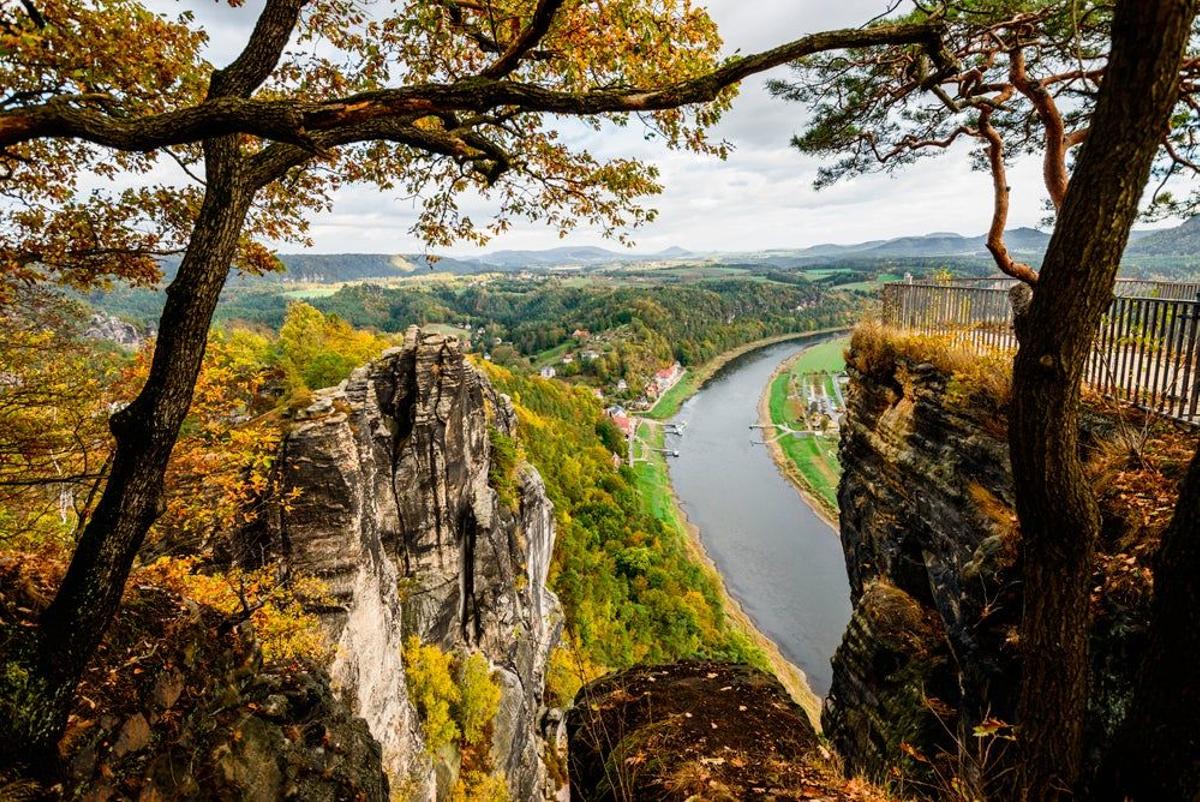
[197,217,1198,284]
[1126,215,1200,256]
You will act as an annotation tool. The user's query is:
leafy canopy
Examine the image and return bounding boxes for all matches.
[0,0,948,298]
[0,0,729,296]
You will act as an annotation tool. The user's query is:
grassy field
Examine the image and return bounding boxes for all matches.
[630,423,679,523]
[786,336,848,375]
[768,366,795,424]
[800,268,853,280]
[422,322,472,340]
[281,285,343,299]
[763,335,849,518]
[775,434,841,512]
[532,340,574,369]
[646,371,700,421]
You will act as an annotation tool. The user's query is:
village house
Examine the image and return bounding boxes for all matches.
[604,405,636,439]
[652,362,684,394]
[539,366,556,379]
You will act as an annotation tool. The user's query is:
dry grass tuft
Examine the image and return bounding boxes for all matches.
[849,322,1012,410]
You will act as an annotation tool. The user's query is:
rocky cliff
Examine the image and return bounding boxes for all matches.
[258,328,563,800]
[826,329,1172,793]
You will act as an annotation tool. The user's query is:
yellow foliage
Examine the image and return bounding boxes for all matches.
[545,640,606,708]
[140,557,330,664]
[124,326,293,550]
[456,651,502,746]
[279,301,396,394]
[849,322,1012,409]
[450,771,511,802]
[0,293,126,549]
[404,635,460,753]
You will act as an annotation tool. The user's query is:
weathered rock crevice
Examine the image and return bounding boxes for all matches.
[259,328,563,800]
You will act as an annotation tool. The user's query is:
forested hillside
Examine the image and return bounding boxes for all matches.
[1,286,770,719]
[478,361,769,702]
[85,276,863,400]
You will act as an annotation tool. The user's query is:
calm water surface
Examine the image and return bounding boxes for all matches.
[667,337,852,695]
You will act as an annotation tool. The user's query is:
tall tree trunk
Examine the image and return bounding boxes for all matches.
[0,138,253,767]
[1008,2,1196,800]
[1,1,301,767]
[1115,445,1200,800]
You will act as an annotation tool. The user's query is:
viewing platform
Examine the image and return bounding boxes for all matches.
[881,276,1200,424]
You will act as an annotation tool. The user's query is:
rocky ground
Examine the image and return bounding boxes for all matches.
[0,553,388,802]
[567,661,889,802]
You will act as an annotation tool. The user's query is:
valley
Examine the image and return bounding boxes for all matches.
[6,1,1200,798]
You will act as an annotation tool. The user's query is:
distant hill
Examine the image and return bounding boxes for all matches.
[1126,216,1200,256]
[199,245,697,283]
[149,219,1200,287]
[269,253,486,281]
[162,252,494,284]
[473,245,693,269]
[837,226,1050,259]
[702,227,1051,265]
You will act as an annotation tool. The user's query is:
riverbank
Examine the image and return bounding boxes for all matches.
[645,328,850,421]
[757,338,848,526]
[631,420,824,725]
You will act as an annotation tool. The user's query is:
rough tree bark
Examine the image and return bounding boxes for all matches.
[1113,446,1200,800]
[1007,1,1197,800]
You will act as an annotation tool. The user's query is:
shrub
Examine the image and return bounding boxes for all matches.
[404,636,460,752]
[487,427,520,511]
[142,557,330,664]
[455,651,502,746]
[849,321,1012,408]
[450,771,510,802]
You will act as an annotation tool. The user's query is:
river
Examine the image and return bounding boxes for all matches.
[667,337,852,696]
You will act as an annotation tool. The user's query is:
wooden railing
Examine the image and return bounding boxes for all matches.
[933,275,1200,299]
[881,280,1200,423]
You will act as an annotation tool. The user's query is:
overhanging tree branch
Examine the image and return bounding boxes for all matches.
[0,22,949,152]
[209,0,308,100]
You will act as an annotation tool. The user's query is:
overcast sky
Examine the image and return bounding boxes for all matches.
[166,0,1062,255]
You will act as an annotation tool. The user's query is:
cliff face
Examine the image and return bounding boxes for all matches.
[263,329,563,800]
[828,341,1157,792]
